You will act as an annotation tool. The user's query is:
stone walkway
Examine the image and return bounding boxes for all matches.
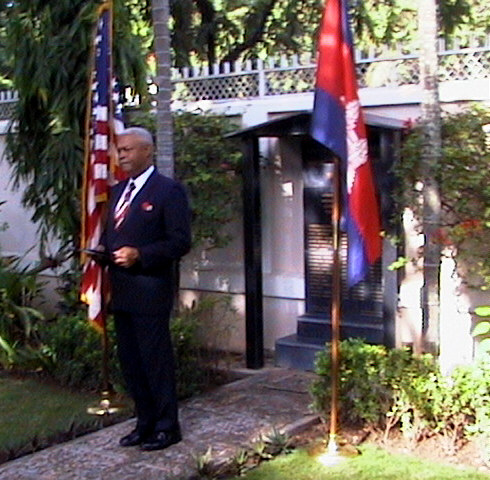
[0,368,319,480]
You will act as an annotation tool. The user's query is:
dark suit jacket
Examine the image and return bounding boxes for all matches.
[102,170,191,315]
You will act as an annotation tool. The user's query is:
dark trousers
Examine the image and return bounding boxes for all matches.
[114,309,179,434]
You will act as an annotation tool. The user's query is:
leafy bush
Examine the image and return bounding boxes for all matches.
[312,339,392,426]
[395,104,490,288]
[0,240,45,369]
[451,357,490,464]
[171,305,203,399]
[0,258,44,342]
[171,295,239,398]
[173,111,243,250]
[38,310,121,391]
[38,304,206,397]
[311,339,490,456]
[472,305,490,356]
[37,296,222,398]
[311,339,437,428]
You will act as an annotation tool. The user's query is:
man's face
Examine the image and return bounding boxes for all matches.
[117,134,153,178]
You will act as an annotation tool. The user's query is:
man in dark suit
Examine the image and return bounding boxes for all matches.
[100,126,191,451]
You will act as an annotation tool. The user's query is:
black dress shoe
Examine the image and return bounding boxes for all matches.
[119,429,146,447]
[140,429,182,451]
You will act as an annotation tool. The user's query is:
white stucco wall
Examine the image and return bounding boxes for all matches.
[0,126,41,265]
[0,123,62,316]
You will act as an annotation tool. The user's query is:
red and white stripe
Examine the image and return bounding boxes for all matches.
[81,6,125,330]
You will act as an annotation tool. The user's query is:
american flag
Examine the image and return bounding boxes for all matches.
[81,4,124,330]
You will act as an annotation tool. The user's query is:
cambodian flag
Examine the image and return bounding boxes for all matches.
[311,0,382,287]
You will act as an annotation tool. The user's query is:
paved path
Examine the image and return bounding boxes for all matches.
[0,368,318,480]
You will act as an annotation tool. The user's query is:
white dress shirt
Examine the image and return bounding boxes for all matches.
[114,165,155,212]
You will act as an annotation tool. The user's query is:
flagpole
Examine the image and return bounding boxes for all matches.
[100,0,113,407]
[311,0,380,461]
[328,154,342,453]
[85,0,122,416]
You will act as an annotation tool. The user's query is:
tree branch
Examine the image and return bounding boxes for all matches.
[193,0,217,65]
[220,0,279,65]
[26,248,72,276]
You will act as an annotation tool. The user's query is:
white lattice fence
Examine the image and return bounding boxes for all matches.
[438,50,490,82]
[0,39,489,110]
[173,73,259,101]
[172,37,490,102]
[265,66,316,95]
[0,91,18,120]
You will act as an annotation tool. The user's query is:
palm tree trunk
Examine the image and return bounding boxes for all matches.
[151,0,174,178]
[418,0,442,354]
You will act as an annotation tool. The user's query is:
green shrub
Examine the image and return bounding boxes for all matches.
[38,305,207,399]
[451,357,490,463]
[0,257,44,347]
[171,295,240,399]
[332,340,391,425]
[0,244,45,370]
[38,310,121,391]
[472,306,490,356]
[311,339,436,428]
[396,104,490,289]
[311,339,490,458]
[32,269,116,390]
[38,302,213,399]
[171,305,203,399]
[12,267,234,399]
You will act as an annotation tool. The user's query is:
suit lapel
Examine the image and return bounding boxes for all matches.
[121,170,159,227]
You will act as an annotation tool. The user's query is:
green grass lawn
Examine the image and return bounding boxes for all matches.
[230,445,490,480]
[0,375,132,458]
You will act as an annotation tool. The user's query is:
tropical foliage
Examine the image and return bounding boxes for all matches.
[0,207,45,369]
[472,306,490,356]
[312,339,490,462]
[167,0,484,67]
[0,255,44,370]
[395,104,490,289]
[173,111,242,249]
[3,0,147,249]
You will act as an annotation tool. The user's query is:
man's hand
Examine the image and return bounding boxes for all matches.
[113,246,140,268]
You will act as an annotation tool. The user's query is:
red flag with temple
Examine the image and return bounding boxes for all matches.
[311,0,382,286]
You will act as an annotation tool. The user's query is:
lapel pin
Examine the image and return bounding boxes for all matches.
[142,201,153,212]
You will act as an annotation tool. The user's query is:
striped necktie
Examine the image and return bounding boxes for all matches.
[114,181,136,230]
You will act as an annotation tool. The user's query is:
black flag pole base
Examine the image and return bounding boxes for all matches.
[87,389,125,416]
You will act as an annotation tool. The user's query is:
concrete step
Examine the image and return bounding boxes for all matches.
[275,334,325,371]
[296,314,384,343]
